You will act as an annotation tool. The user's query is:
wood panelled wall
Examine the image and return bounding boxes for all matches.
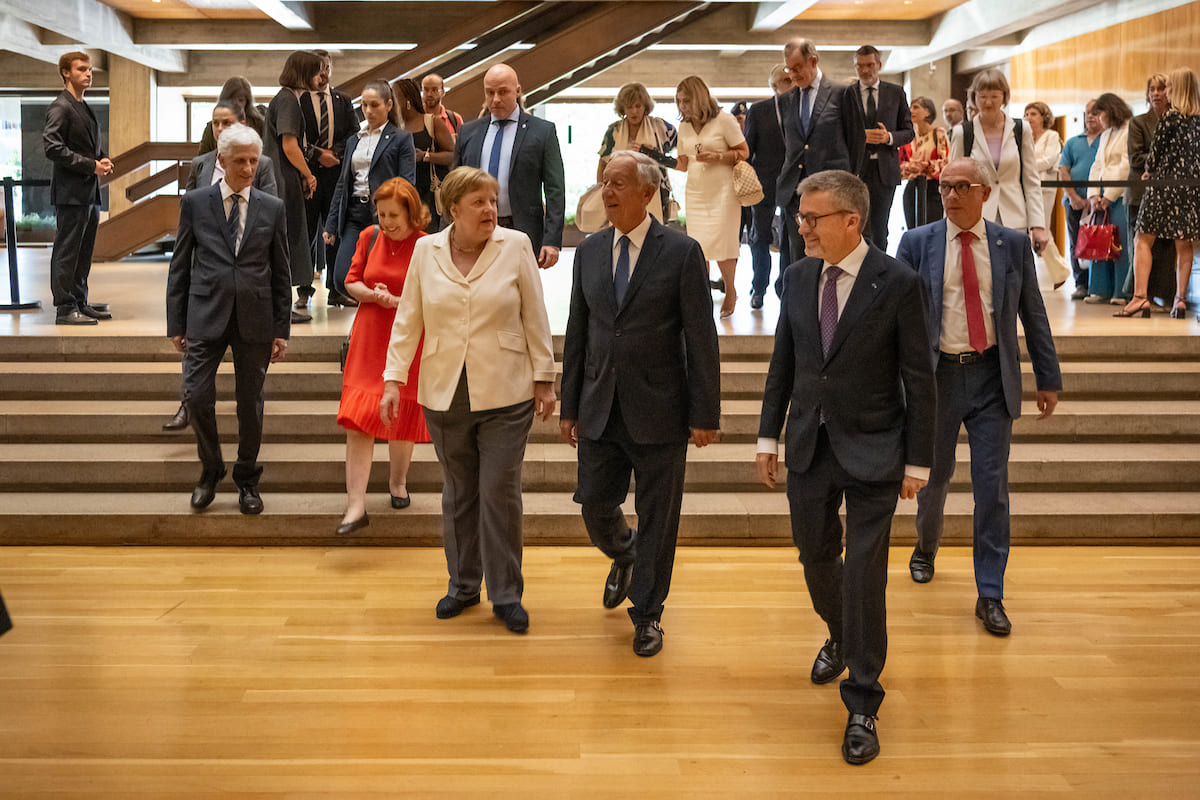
[1009,4,1200,109]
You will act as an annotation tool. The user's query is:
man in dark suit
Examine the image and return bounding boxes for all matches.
[777,38,862,267]
[166,124,291,515]
[756,170,934,764]
[453,63,565,268]
[847,45,913,252]
[43,51,113,325]
[898,158,1062,636]
[744,64,793,307]
[560,151,720,658]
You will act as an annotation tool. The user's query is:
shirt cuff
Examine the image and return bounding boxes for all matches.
[886,131,894,146]
[756,437,779,456]
[904,464,930,481]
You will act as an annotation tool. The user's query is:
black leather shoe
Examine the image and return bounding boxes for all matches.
[709,278,725,292]
[603,561,634,609]
[493,602,529,634]
[238,485,264,515]
[975,597,1012,636]
[162,403,190,431]
[77,304,112,320]
[56,310,97,326]
[328,291,359,308]
[435,594,480,619]
[336,513,369,535]
[633,620,663,657]
[190,467,226,510]
[842,713,880,765]
[86,302,110,313]
[811,639,845,684]
[909,550,935,584]
[750,292,764,309]
[390,492,411,509]
[291,309,312,324]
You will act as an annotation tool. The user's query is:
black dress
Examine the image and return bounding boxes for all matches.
[264,88,314,287]
[1136,109,1200,240]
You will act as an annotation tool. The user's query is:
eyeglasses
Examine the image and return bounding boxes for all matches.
[796,210,850,228]
[937,181,985,197]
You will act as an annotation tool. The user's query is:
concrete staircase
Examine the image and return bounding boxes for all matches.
[2,334,1198,546]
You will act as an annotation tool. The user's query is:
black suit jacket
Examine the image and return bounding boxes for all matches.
[561,218,721,444]
[300,88,361,163]
[324,123,416,238]
[846,80,914,186]
[744,95,788,188]
[1127,109,1160,207]
[166,183,292,344]
[776,80,862,206]
[43,89,104,206]
[453,111,566,253]
[184,151,278,196]
[758,243,935,482]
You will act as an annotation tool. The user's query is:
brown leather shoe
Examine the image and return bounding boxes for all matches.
[162,403,189,431]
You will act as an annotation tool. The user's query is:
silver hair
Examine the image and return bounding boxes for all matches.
[942,156,988,185]
[784,38,819,61]
[609,150,661,190]
[797,170,870,232]
[217,123,263,160]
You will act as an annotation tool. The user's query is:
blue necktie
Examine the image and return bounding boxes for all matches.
[800,86,812,134]
[487,118,510,177]
[614,235,630,306]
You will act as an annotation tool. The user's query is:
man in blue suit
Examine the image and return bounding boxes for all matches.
[744,64,792,307]
[896,157,1062,637]
[453,63,565,269]
[560,152,720,658]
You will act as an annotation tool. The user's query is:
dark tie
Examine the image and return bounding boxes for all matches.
[820,264,842,358]
[487,119,511,177]
[866,86,877,127]
[227,194,242,254]
[317,92,330,148]
[800,86,812,134]
[614,235,630,306]
[958,231,988,353]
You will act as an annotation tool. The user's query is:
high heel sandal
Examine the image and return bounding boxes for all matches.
[1169,295,1188,320]
[720,290,737,319]
[1113,296,1151,318]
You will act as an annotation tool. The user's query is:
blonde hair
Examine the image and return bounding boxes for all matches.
[614,83,654,117]
[675,75,721,129]
[1167,68,1200,117]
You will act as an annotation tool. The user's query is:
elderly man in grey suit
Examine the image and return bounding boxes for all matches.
[166,124,292,515]
[898,158,1062,637]
[756,170,934,764]
[560,151,721,658]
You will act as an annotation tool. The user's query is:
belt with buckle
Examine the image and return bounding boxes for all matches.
[353,195,371,204]
[940,348,996,365]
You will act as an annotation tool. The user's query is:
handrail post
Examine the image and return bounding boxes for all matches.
[1,176,42,312]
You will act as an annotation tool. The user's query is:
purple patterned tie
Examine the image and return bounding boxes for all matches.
[820,265,842,358]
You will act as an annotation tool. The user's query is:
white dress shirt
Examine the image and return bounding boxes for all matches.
[211,158,225,186]
[857,79,893,149]
[611,212,652,278]
[351,125,384,199]
[942,217,996,353]
[480,107,521,217]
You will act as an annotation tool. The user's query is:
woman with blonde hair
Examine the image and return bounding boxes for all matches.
[597,82,678,220]
[674,75,749,318]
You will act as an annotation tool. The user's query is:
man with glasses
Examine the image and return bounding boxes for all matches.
[897,158,1061,637]
[756,170,934,764]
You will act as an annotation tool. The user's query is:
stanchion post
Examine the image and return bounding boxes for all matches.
[2,175,44,311]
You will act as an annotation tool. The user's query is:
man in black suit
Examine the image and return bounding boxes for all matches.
[756,170,934,764]
[166,124,291,515]
[777,38,862,267]
[847,45,913,252]
[43,51,112,326]
[560,152,721,657]
[453,63,565,268]
[299,50,360,305]
[744,64,793,307]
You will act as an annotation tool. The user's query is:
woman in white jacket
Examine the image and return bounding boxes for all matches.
[1024,101,1071,287]
[1084,93,1134,305]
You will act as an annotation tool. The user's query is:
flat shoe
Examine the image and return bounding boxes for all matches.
[336,513,369,535]
[842,713,880,765]
[391,493,411,509]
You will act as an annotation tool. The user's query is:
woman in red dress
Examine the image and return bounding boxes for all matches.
[336,177,431,535]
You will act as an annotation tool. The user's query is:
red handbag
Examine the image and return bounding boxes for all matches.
[1075,207,1121,261]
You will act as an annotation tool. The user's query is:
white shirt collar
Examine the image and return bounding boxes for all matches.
[491,106,521,125]
[613,211,653,251]
[947,216,987,243]
[220,179,249,203]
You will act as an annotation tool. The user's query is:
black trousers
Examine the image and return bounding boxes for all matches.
[182,312,273,487]
[575,399,688,624]
[302,163,340,285]
[0,589,11,637]
[787,427,899,716]
[902,177,943,230]
[50,203,99,313]
[860,161,897,252]
[783,193,808,271]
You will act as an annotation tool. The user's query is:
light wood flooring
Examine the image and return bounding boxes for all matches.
[2,545,1199,797]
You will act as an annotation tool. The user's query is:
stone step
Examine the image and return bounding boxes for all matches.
[0,490,1195,547]
[3,441,1198,493]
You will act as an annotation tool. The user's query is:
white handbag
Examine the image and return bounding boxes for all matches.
[576,184,609,233]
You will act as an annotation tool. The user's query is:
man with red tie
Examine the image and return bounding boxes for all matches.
[896,157,1062,637]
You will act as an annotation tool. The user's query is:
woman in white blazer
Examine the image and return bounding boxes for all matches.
[1024,101,1071,287]
[1084,93,1134,304]
[381,166,557,636]
[949,70,1049,256]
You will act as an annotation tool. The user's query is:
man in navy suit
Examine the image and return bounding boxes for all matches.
[453,63,565,268]
[560,152,720,657]
[847,45,913,252]
[744,64,793,307]
[777,38,862,266]
[756,170,934,764]
[166,124,292,516]
[898,158,1061,636]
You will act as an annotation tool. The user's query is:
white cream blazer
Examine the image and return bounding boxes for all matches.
[1087,122,1130,204]
[383,225,557,412]
[949,116,1044,231]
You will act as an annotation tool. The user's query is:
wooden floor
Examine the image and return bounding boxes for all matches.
[2,545,1199,797]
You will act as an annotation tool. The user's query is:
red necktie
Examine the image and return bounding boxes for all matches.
[958,230,987,353]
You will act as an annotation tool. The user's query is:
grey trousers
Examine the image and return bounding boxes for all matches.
[423,371,534,607]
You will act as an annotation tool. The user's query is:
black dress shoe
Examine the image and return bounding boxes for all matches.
[493,602,529,634]
[190,467,226,510]
[291,309,312,324]
[336,513,369,535]
[975,597,1012,636]
[435,594,480,619]
[162,403,190,431]
[77,304,112,320]
[633,620,663,657]
[390,492,411,509]
[750,292,764,309]
[602,561,634,609]
[909,550,935,584]
[238,485,264,515]
[842,713,880,765]
[86,302,110,313]
[709,278,725,292]
[811,638,845,684]
[328,291,359,308]
[56,310,97,326]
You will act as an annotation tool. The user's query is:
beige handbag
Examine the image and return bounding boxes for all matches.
[732,160,764,207]
[424,114,445,216]
[576,183,609,233]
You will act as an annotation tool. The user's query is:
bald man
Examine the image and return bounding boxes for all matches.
[452,63,566,268]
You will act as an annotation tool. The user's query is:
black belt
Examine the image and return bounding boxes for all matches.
[352,195,371,204]
[940,347,998,365]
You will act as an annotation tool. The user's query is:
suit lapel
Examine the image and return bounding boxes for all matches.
[509,113,530,173]
[810,82,834,131]
[798,262,823,362]
[589,228,618,317]
[985,223,1008,323]
[927,222,947,338]
[242,188,262,254]
[825,248,884,363]
[371,125,394,170]
[618,220,660,314]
